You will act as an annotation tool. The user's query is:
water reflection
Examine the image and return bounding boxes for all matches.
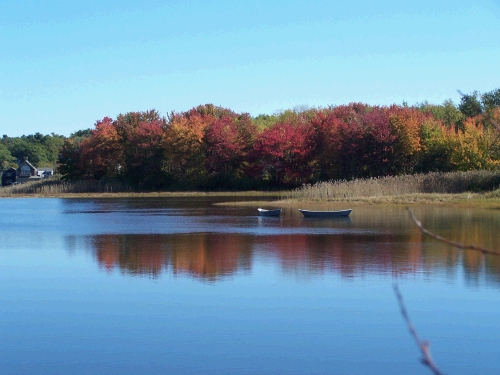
[85,234,252,281]
[5,197,496,286]
[68,225,500,287]
[3,198,500,375]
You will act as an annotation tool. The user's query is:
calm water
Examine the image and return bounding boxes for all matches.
[1,197,499,375]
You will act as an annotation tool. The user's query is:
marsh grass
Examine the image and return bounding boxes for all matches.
[0,177,134,196]
[2,171,500,203]
[215,192,500,209]
[0,176,283,198]
[286,170,500,201]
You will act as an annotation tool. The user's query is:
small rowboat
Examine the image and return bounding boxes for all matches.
[258,208,282,217]
[298,209,352,218]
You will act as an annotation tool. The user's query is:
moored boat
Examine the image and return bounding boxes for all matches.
[298,209,352,218]
[258,208,282,217]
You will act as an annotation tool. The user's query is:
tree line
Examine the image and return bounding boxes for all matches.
[0,133,65,170]
[2,88,500,190]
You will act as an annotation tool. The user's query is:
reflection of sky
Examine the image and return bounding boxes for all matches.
[1,197,375,236]
[1,197,499,284]
[1,197,500,374]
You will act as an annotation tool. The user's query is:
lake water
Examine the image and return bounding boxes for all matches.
[1,197,499,375]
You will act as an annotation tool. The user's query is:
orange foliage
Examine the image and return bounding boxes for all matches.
[389,107,424,156]
[78,117,124,179]
[59,102,500,187]
[163,109,215,183]
[449,116,500,171]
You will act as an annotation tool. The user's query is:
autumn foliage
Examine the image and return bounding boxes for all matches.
[56,101,500,190]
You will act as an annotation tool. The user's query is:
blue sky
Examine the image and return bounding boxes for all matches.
[1,0,499,136]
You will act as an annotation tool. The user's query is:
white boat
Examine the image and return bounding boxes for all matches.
[298,209,352,218]
[258,208,282,217]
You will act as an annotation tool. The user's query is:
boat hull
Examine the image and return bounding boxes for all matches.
[299,209,352,218]
[258,208,282,217]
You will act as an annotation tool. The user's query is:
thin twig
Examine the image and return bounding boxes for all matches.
[487,116,500,133]
[394,284,445,375]
[407,207,500,257]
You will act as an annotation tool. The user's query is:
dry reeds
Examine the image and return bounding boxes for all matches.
[288,170,500,201]
[2,170,500,199]
[0,176,134,196]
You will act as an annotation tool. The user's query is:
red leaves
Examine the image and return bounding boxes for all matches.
[58,101,499,188]
[249,122,315,186]
[204,116,243,174]
[79,117,124,179]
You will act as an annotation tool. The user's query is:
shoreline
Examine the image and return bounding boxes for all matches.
[0,190,284,199]
[1,190,499,208]
[215,193,500,209]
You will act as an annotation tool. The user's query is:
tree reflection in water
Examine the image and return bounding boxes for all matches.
[68,222,500,287]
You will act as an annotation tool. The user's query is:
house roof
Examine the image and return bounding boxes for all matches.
[2,167,17,176]
[17,159,37,170]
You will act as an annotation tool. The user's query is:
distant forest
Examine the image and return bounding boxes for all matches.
[1,88,499,190]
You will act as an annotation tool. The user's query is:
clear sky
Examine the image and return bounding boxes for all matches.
[1,0,499,137]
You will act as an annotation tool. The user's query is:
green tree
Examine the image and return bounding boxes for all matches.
[39,133,65,165]
[57,139,82,180]
[418,99,464,128]
[0,144,17,170]
[70,129,93,140]
[459,91,483,118]
[252,114,278,131]
[481,88,500,112]
[6,138,50,166]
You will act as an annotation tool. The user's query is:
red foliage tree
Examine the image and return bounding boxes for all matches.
[248,122,315,186]
[203,116,244,174]
[125,119,167,188]
[78,117,124,180]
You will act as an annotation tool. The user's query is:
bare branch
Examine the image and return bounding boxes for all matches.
[394,284,445,375]
[407,207,500,257]
[488,116,500,133]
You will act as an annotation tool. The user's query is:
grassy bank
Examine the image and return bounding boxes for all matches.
[0,176,283,198]
[217,191,500,209]
[1,177,133,196]
[221,170,500,208]
[1,171,500,207]
[285,170,500,201]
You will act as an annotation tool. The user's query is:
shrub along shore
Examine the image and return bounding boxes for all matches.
[2,170,499,208]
